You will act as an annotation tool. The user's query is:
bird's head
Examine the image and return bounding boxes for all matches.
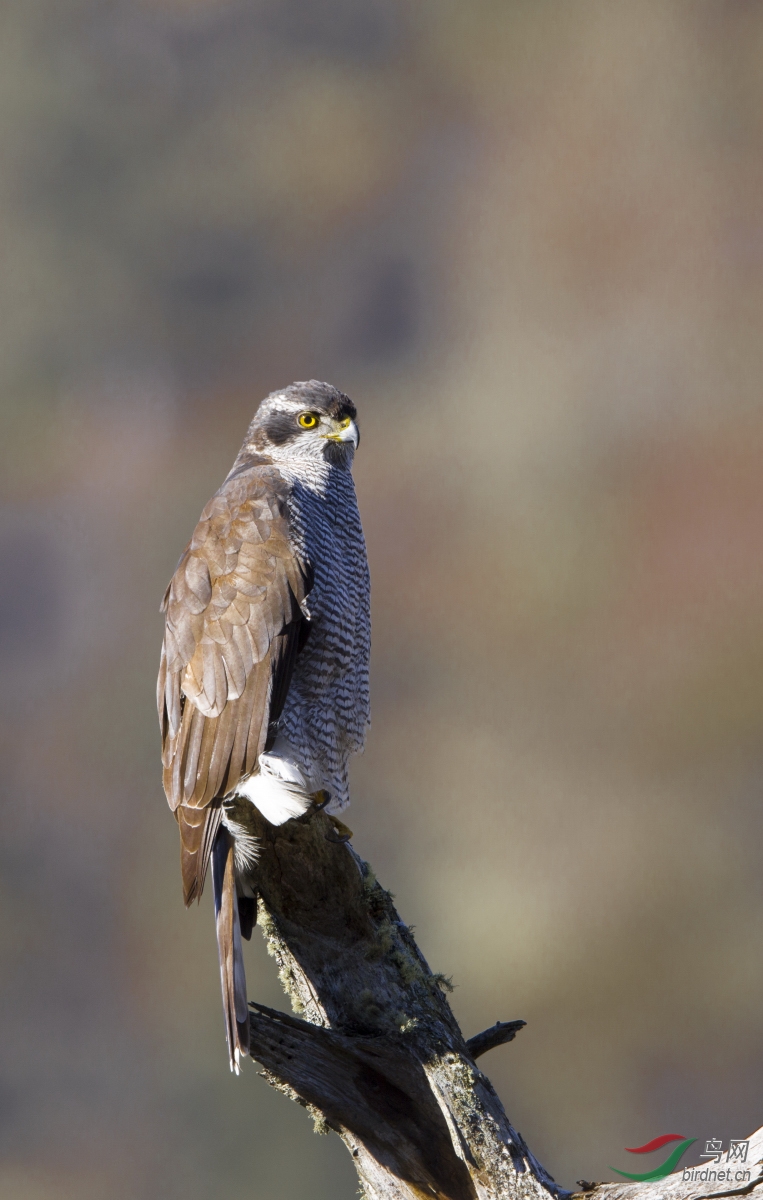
[245,381,359,468]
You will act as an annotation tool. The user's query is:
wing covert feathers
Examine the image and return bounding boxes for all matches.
[158,464,310,905]
[212,828,250,1072]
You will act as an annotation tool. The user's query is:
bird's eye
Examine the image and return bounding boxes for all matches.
[298,412,319,429]
[338,417,351,430]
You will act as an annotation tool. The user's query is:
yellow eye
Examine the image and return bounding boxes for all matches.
[338,417,351,429]
[298,412,319,429]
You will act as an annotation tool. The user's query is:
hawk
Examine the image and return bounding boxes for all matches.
[157,381,370,1071]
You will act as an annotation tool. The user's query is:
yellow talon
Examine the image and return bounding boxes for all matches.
[327,815,353,841]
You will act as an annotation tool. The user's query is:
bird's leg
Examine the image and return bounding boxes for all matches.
[325,815,353,844]
[295,789,332,826]
[303,790,353,842]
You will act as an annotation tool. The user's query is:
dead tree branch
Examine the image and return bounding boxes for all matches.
[243,807,763,1200]
[466,1022,526,1060]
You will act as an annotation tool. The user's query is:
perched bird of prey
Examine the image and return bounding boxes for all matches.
[157,381,370,1071]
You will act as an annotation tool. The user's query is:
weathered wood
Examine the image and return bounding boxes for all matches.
[574,1126,763,1200]
[242,806,763,1200]
[467,1022,526,1060]
[242,807,558,1199]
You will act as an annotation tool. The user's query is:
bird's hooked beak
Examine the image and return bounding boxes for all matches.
[322,417,359,450]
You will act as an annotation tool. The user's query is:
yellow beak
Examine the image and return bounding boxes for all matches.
[322,419,359,449]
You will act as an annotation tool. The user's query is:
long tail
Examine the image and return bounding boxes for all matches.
[211,828,250,1073]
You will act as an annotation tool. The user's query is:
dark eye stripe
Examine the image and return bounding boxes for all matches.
[262,413,300,446]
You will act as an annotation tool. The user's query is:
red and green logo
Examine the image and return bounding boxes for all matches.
[611,1134,697,1181]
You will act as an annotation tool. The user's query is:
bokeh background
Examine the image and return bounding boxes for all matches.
[1,2,762,1196]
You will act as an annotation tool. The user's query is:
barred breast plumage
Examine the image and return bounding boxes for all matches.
[277,463,371,810]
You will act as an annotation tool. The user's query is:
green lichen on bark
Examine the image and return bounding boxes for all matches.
[357,857,441,997]
[431,972,454,993]
[256,897,306,1015]
[259,1068,332,1136]
[306,1104,332,1135]
[257,1067,302,1104]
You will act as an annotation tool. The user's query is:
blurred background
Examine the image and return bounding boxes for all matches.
[1,2,762,1196]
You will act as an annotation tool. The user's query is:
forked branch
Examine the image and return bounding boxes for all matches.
[242,807,763,1200]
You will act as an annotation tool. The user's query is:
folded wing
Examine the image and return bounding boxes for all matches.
[157,461,310,905]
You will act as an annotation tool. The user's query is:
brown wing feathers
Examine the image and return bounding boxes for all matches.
[158,466,309,906]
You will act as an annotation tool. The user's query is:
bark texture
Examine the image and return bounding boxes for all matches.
[243,808,763,1200]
